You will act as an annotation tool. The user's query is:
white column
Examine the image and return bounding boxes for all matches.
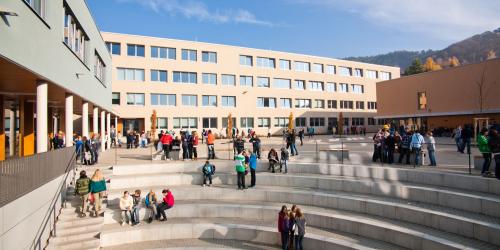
[114,117,118,129]
[65,94,73,147]
[82,102,89,138]
[100,110,105,152]
[9,109,15,156]
[36,82,48,153]
[93,107,99,135]
[106,112,111,149]
[53,116,58,135]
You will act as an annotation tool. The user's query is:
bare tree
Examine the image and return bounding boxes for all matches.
[475,62,497,113]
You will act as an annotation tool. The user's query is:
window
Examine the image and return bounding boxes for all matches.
[221,74,236,86]
[240,117,254,128]
[202,73,217,85]
[295,99,311,108]
[328,117,338,127]
[151,46,176,59]
[377,119,386,126]
[202,95,217,107]
[327,100,337,109]
[352,117,365,126]
[25,0,45,17]
[368,118,376,126]
[274,117,289,127]
[117,68,145,81]
[339,83,349,93]
[105,42,121,55]
[344,118,350,126]
[182,95,197,106]
[280,59,291,70]
[355,101,365,109]
[351,84,364,94]
[326,82,336,92]
[151,94,176,106]
[368,102,377,110]
[380,71,391,80]
[258,118,271,128]
[308,81,323,91]
[150,70,167,82]
[310,117,325,127]
[256,57,275,68]
[326,65,335,75]
[313,99,325,108]
[63,6,86,61]
[126,93,145,105]
[294,80,305,90]
[112,92,120,105]
[222,117,237,128]
[418,92,427,110]
[240,55,253,66]
[366,70,378,79]
[257,77,270,88]
[155,118,168,130]
[222,96,236,107]
[181,49,197,61]
[339,66,352,76]
[340,100,353,109]
[239,75,253,87]
[273,78,291,89]
[354,68,363,77]
[94,52,105,82]
[257,97,276,108]
[173,117,197,129]
[127,44,145,57]
[312,63,324,73]
[173,71,197,84]
[295,61,310,72]
[295,117,306,127]
[202,51,217,63]
[280,98,291,108]
[202,117,218,128]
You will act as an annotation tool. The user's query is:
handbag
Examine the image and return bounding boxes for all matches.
[88,193,95,204]
[84,151,91,161]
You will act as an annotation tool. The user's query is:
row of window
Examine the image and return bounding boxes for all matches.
[113,92,376,110]
[104,41,392,80]
[153,116,380,130]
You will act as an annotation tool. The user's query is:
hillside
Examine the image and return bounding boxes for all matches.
[345,28,500,72]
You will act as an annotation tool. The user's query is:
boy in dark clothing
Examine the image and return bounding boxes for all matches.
[202,161,215,186]
[75,170,90,217]
[398,131,412,164]
[488,130,500,179]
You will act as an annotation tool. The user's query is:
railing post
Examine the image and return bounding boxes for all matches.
[52,205,56,237]
[315,140,319,162]
[341,139,344,165]
[468,150,472,175]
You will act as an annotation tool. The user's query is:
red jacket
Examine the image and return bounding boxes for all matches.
[163,191,175,207]
[193,136,199,146]
[160,134,173,145]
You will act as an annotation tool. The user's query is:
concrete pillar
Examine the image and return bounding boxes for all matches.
[36,82,48,153]
[82,102,89,138]
[93,107,98,136]
[114,116,118,129]
[100,110,105,152]
[53,116,58,136]
[106,112,111,149]
[9,108,15,156]
[65,94,73,147]
[0,96,5,160]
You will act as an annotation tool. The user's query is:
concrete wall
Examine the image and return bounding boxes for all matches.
[0,0,112,111]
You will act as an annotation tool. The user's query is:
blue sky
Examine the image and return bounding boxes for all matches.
[87,0,500,58]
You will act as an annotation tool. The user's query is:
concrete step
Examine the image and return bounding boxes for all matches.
[50,231,100,243]
[57,215,103,229]
[106,184,500,247]
[46,237,100,250]
[109,171,500,219]
[100,217,406,250]
[55,223,102,236]
[102,238,281,250]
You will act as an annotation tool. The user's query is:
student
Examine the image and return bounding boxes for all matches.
[131,190,142,225]
[385,132,396,164]
[488,130,500,179]
[278,205,289,250]
[268,148,279,173]
[398,130,412,165]
[249,151,258,188]
[156,189,175,221]
[160,132,173,160]
[289,130,298,156]
[410,130,425,166]
[298,129,304,146]
[426,132,437,166]
[82,136,92,165]
[207,130,216,159]
[280,147,289,174]
[477,128,492,177]
[119,191,133,226]
[202,161,215,187]
[288,210,296,250]
[235,152,247,190]
[171,136,181,161]
[75,170,90,217]
[249,135,261,159]
[294,208,307,250]
[144,190,158,223]
[89,169,107,216]
[191,131,199,160]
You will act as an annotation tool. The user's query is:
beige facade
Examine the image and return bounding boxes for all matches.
[103,32,400,136]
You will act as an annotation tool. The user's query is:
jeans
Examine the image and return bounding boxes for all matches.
[121,210,132,223]
[413,147,422,166]
[203,174,212,185]
[281,159,288,173]
[398,147,411,164]
[146,205,157,219]
[460,138,471,154]
[182,146,189,159]
[79,193,89,214]
[372,145,382,162]
[156,203,172,220]
[281,231,289,250]
[386,148,395,164]
[295,235,304,250]
[290,143,298,155]
[132,206,140,223]
[428,150,437,166]
[141,139,147,148]
[237,171,246,189]
[455,137,461,151]
[163,144,170,159]
[253,146,261,159]
[207,144,215,159]
[250,168,256,187]
[191,146,198,159]
[482,153,492,173]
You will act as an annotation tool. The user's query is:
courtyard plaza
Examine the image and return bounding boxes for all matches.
[46,134,500,250]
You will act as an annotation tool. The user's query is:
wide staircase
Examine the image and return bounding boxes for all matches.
[49,160,500,249]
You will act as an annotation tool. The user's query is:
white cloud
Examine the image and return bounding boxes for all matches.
[290,0,500,41]
[116,0,274,27]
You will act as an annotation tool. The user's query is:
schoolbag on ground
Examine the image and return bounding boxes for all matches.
[76,177,90,195]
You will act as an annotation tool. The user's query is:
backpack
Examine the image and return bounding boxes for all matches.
[211,164,216,174]
[76,178,90,195]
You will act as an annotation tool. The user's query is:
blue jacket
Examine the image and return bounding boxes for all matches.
[249,154,257,170]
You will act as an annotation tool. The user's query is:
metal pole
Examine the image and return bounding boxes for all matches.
[341,139,344,165]
[52,205,56,237]
[115,145,118,165]
[468,151,471,175]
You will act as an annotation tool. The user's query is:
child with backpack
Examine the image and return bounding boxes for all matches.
[202,161,215,187]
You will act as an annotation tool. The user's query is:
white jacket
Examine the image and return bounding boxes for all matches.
[119,195,133,210]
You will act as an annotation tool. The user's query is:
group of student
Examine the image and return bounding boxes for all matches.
[158,130,216,161]
[75,135,101,165]
[278,204,307,250]
[119,189,175,225]
[74,169,107,217]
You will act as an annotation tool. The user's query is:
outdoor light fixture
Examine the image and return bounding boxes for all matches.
[0,9,18,16]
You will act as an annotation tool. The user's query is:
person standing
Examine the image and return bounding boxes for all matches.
[110,126,116,147]
[181,132,189,160]
[75,170,90,217]
[372,129,384,162]
[89,169,107,216]
[249,151,258,187]
[298,129,304,146]
[156,189,175,221]
[144,190,158,223]
[207,130,215,160]
[460,125,473,154]
[161,132,173,160]
[280,147,289,173]
[202,161,215,187]
[249,135,261,159]
[477,128,492,177]
[453,126,462,152]
[488,130,500,179]
[398,131,412,165]
[385,132,396,164]
[278,206,290,250]
[119,191,133,226]
[192,131,199,160]
[235,152,246,190]
[426,132,437,166]
[294,208,307,250]
[290,130,298,156]
[410,130,425,166]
